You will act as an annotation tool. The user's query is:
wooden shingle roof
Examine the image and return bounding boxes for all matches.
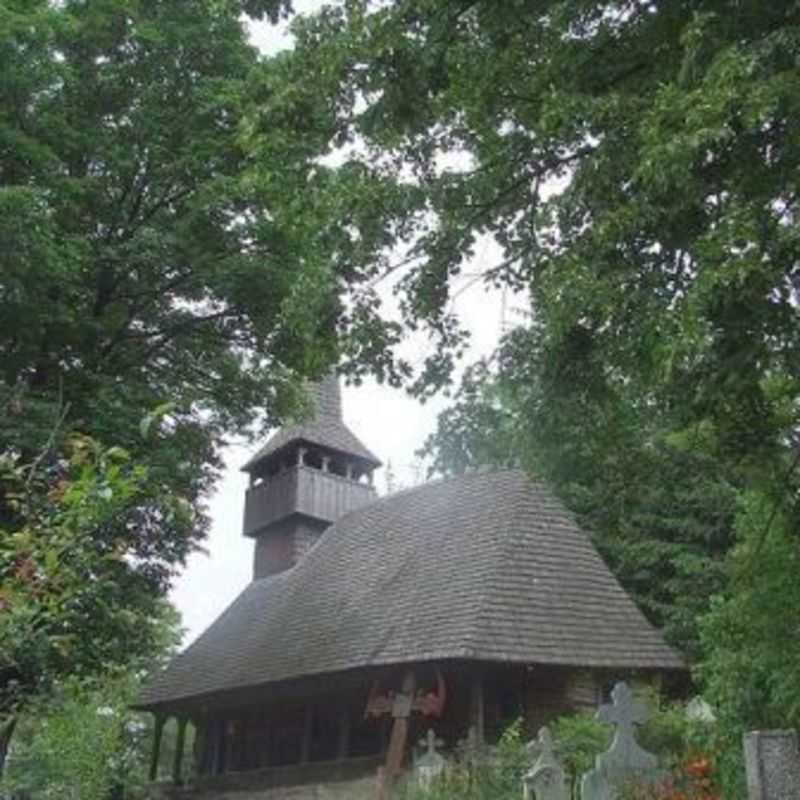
[139,469,683,711]
[242,376,381,471]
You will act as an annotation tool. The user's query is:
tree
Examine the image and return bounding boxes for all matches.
[277,0,800,436]
[1,605,183,800]
[257,1,800,653]
[697,488,800,796]
[0,432,187,772]
[0,0,411,762]
[1,0,409,541]
[2,678,140,800]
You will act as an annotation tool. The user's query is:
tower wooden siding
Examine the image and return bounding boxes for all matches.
[243,465,376,538]
[253,516,331,579]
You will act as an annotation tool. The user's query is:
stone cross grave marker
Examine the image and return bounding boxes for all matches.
[744,729,800,800]
[523,727,569,800]
[459,724,486,768]
[415,729,446,790]
[580,682,660,800]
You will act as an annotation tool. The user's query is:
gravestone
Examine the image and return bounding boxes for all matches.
[744,729,800,800]
[685,697,715,723]
[580,682,660,800]
[458,725,487,769]
[415,729,446,789]
[523,727,569,800]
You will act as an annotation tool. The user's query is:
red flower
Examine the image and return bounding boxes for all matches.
[685,757,712,777]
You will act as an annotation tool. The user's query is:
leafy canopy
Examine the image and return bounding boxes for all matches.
[0,0,410,520]
[0,0,415,758]
[1,615,182,800]
[0,0,417,718]
[277,0,800,423]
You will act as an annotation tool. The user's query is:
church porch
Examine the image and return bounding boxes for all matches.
[146,661,666,791]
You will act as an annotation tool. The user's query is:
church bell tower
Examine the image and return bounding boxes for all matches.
[241,375,381,579]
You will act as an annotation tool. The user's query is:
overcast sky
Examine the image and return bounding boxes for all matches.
[169,2,514,645]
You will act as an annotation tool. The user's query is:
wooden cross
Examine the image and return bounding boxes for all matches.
[365,669,446,720]
[364,670,447,800]
[369,669,447,800]
[375,670,415,800]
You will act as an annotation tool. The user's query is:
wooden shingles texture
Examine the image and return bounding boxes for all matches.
[241,418,381,471]
[241,376,380,471]
[139,470,683,710]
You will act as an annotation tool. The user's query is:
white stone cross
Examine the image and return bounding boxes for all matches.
[599,683,649,730]
[421,729,442,758]
[580,682,660,800]
[462,725,483,764]
[523,727,569,800]
[415,729,446,789]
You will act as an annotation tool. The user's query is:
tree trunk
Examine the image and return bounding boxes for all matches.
[0,716,17,776]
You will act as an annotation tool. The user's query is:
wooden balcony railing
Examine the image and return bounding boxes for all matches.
[243,466,376,537]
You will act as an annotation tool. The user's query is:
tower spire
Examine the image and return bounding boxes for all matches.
[311,373,342,421]
[241,373,380,579]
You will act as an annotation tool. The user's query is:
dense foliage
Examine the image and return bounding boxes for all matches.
[0,0,412,762]
[1,0,412,505]
[1,677,142,800]
[269,0,800,642]
[697,488,800,797]
[279,0,800,405]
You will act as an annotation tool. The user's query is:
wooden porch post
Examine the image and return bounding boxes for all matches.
[259,715,271,770]
[172,717,188,785]
[301,705,314,763]
[470,670,485,745]
[223,720,235,774]
[149,714,166,782]
[210,719,223,775]
[193,717,206,775]
[337,706,351,761]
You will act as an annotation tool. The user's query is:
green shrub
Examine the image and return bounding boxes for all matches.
[0,675,150,800]
[399,720,528,800]
[550,711,611,781]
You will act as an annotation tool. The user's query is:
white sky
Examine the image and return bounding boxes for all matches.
[169,2,516,645]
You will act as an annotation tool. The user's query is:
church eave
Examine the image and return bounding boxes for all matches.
[241,425,382,473]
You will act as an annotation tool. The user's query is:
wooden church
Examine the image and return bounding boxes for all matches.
[137,376,683,794]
